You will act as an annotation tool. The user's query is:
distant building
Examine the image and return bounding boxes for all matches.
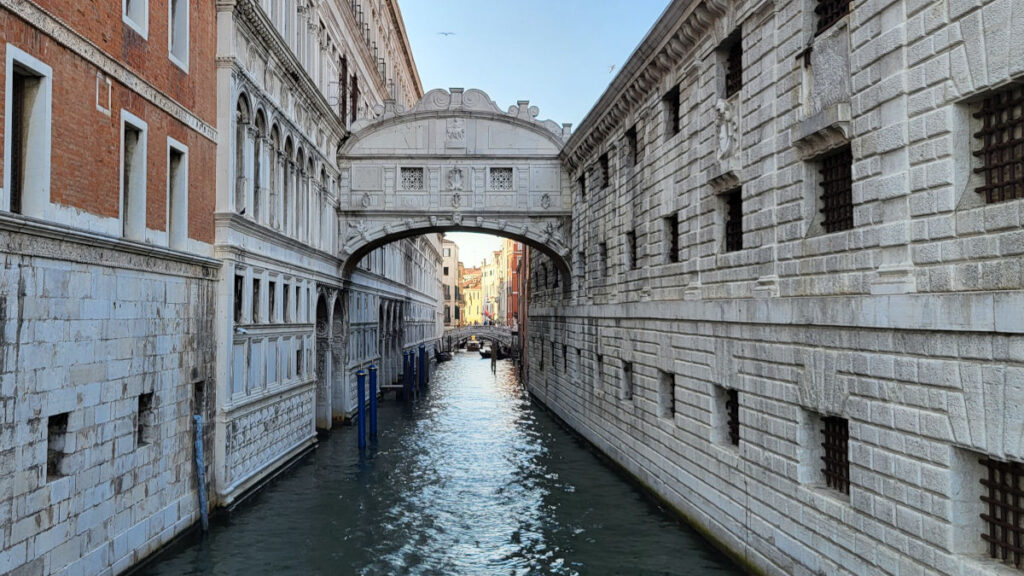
[460,266,482,325]
[503,239,524,328]
[441,237,460,327]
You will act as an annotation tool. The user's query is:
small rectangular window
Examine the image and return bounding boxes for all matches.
[626,125,638,166]
[168,0,189,70]
[658,371,674,418]
[979,457,1024,568]
[621,361,633,401]
[626,230,637,270]
[252,278,261,323]
[443,266,449,276]
[663,85,680,136]
[489,167,514,190]
[724,188,743,252]
[296,342,304,376]
[268,281,277,321]
[821,416,850,494]
[723,31,743,99]
[400,167,424,191]
[137,392,154,447]
[283,283,291,322]
[233,274,244,323]
[726,388,740,446]
[123,0,149,39]
[167,141,188,250]
[818,145,854,233]
[815,0,851,35]
[46,412,69,481]
[121,113,148,240]
[599,153,610,188]
[598,242,608,276]
[192,381,206,417]
[973,84,1024,204]
[664,215,680,263]
[5,48,53,218]
[577,174,586,200]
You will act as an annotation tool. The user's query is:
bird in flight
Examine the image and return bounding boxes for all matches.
[608,64,616,73]
[438,32,455,37]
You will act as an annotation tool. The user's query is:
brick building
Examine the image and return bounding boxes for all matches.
[0,1,219,574]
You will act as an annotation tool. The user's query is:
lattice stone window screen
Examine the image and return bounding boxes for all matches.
[726,389,740,446]
[821,416,850,494]
[980,457,1024,569]
[400,167,424,191]
[973,84,1024,204]
[490,167,513,190]
[819,145,854,233]
[815,0,850,36]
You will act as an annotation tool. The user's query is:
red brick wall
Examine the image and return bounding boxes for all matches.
[0,2,216,244]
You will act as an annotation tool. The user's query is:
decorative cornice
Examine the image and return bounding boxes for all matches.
[562,0,730,171]
[793,103,852,159]
[9,0,217,142]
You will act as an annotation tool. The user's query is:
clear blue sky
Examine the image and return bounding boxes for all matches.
[400,0,670,267]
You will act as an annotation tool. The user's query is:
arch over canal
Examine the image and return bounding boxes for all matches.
[336,88,574,281]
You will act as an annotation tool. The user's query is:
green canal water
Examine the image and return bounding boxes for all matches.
[135,353,744,575]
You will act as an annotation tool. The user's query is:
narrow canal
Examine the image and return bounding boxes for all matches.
[137,353,743,575]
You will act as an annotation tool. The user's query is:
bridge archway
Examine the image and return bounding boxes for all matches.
[336,88,574,281]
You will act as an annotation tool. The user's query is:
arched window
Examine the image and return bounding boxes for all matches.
[235,97,251,214]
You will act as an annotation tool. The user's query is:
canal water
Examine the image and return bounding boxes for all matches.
[137,353,743,575]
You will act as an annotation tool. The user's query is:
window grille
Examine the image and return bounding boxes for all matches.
[821,416,850,494]
[578,174,586,200]
[400,167,424,191]
[819,145,854,232]
[980,457,1024,569]
[726,389,740,446]
[599,153,610,188]
[724,34,743,99]
[626,230,637,269]
[724,188,743,252]
[490,167,513,190]
[815,0,850,36]
[973,84,1024,204]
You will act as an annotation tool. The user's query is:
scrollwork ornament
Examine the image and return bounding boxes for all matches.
[541,193,551,209]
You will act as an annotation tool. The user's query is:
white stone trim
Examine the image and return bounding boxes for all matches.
[167,136,189,251]
[3,43,53,218]
[167,0,189,73]
[120,109,148,241]
[122,0,149,40]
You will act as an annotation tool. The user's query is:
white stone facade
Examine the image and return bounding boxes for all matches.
[526,0,1024,575]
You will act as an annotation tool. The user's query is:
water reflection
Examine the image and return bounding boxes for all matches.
[137,354,743,575]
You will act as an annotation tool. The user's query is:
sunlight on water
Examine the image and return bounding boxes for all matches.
[136,354,744,576]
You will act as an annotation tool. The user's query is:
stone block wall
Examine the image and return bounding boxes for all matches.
[0,224,217,576]
[529,0,1024,574]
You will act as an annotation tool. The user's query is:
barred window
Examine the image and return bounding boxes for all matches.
[973,84,1024,204]
[819,145,854,233]
[664,214,679,264]
[724,32,743,99]
[726,389,740,446]
[980,457,1024,569]
[599,153,610,188]
[724,188,743,252]
[599,242,608,276]
[577,174,586,200]
[400,167,424,191]
[821,416,850,494]
[815,0,850,36]
[490,167,513,190]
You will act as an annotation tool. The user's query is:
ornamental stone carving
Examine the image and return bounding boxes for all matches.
[714,98,739,160]
[447,167,464,191]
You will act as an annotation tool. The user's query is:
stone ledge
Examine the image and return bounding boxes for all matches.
[530,291,1022,334]
[794,103,851,159]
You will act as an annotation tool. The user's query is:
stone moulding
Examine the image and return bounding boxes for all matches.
[793,103,852,159]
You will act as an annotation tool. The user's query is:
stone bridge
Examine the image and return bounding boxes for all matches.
[336,88,573,279]
[442,325,515,348]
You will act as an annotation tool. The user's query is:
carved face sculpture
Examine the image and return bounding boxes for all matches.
[447,167,464,191]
